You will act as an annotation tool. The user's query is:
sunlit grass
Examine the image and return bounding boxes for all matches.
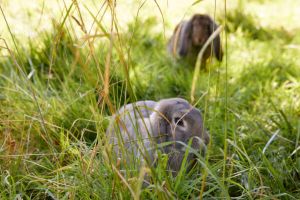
[1,0,300,199]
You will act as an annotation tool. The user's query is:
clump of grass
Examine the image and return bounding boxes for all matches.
[223,3,295,42]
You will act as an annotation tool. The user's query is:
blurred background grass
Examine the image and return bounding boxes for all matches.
[1,0,300,199]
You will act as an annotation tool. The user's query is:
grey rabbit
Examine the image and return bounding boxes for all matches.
[168,14,223,69]
[106,98,210,174]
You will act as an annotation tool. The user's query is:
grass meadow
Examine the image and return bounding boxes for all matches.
[1,0,300,199]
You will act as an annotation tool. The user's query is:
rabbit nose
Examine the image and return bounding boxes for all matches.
[179,144,206,157]
[178,48,187,57]
[203,131,210,145]
[180,137,207,155]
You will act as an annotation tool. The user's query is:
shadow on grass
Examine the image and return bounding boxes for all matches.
[223,9,294,42]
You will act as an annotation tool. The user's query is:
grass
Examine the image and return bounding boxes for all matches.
[1,0,300,199]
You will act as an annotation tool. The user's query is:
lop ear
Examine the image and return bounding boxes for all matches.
[177,20,193,57]
[151,111,170,143]
[168,23,181,57]
[209,18,223,61]
[150,103,174,144]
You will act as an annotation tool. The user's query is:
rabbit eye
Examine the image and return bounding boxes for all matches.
[174,117,184,127]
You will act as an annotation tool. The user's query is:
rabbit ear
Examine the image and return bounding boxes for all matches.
[168,23,180,57]
[150,108,170,143]
[150,99,184,142]
[209,18,223,61]
[177,20,193,57]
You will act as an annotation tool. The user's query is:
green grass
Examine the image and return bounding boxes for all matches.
[1,0,300,199]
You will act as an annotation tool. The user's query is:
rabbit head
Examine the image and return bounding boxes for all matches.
[150,98,210,173]
[178,14,223,61]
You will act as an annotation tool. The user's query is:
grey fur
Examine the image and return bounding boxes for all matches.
[106,98,210,174]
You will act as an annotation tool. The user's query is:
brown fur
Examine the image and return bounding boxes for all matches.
[168,14,223,68]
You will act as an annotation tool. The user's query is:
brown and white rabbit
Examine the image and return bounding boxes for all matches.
[106,98,210,174]
[168,14,223,68]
